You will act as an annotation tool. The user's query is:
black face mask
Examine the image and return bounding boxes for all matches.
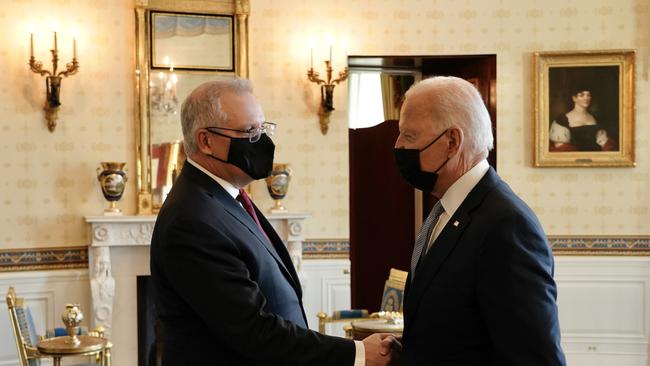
[393,129,449,192]
[206,131,275,180]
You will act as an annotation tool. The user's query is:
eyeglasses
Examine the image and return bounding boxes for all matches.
[206,121,276,143]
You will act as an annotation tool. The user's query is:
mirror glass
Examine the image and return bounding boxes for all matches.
[151,11,234,71]
[150,72,233,206]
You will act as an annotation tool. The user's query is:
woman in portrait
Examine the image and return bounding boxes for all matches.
[549,84,617,152]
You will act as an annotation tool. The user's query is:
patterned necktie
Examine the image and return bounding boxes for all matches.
[236,189,272,244]
[410,201,444,278]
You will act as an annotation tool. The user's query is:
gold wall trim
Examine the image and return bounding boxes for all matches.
[550,235,650,255]
[0,246,88,272]
[1,236,646,272]
[303,239,350,259]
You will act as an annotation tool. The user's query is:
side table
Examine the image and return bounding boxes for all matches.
[37,335,111,366]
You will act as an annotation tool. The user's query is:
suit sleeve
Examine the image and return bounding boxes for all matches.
[156,218,355,366]
[477,212,566,366]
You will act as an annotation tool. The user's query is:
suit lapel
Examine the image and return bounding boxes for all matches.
[181,162,299,295]
[255,205,303,297]
[219,192,296,283]
[404,168,500,333]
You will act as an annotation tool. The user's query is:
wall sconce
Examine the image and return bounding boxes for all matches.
[307,47,348,135]
[28,31,79,132]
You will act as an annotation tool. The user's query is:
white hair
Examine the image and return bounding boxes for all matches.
[180,78,253,155]
[405,76,494,158]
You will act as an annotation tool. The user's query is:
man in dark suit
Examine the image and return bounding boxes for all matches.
[150,79,392,365]
[391,76,567,365]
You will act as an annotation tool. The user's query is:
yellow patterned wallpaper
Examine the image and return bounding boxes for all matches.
[0,0,648,249]
[248,0,650,237]
[0,0,136,248]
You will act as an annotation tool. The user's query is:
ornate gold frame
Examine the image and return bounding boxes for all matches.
[134,0,249,214]
[532,50,635,167]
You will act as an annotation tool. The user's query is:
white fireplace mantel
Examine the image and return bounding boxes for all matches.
[84,212,310,362]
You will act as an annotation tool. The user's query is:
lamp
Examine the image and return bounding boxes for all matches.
[150,57,178,116]
[307,45,348,135]
[28,31,79,132]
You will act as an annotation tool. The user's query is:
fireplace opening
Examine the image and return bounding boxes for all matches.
[137,275,161,366]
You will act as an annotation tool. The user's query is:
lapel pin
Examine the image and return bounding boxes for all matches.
[453,220,460,227]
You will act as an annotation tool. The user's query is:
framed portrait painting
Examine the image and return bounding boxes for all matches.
[533,50,635,167]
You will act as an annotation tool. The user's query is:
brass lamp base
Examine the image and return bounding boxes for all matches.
[64,328,81,346]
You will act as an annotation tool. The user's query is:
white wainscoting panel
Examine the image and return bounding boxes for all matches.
[0,270,89,366]
[3,256,650,366]
[555,256,650,366]
[301,259,351,337]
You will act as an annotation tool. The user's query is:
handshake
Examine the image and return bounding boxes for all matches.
[362,333,402,366]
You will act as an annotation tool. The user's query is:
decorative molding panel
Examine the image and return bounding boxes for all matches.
[551,236,650,255]
[0,247,88,272]
[3,235,650,273]
[303,239,350,258]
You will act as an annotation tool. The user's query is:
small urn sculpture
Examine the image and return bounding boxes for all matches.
[97,162,128,215]
[265,163,292,213]
[61,304,84,346]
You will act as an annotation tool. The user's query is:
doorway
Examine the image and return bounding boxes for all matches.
[348,55,497,310]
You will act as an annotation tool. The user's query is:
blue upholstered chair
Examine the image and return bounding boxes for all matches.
[317,268,407,337]
[6,286,102,366]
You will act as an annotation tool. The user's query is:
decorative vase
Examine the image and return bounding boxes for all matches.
[61,304,84,346]
[265,163,292,213]
[97,162,128,215]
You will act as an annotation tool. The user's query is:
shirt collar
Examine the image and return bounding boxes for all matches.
[186,157,240,199]
[439,159,490,218]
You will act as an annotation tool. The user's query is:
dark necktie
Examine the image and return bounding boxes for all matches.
[410,201,444,279]
[236,189,272,244]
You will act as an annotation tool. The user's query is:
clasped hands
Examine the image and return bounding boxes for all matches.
[362,333,402,366]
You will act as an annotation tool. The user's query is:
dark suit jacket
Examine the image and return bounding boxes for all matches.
[150,161,354,365]
[402,168,566,366]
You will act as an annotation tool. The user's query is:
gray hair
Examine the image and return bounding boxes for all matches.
[405,76,494,158]
[180,78,253,155]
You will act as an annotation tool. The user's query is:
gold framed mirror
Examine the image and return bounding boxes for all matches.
[134,0,249,214]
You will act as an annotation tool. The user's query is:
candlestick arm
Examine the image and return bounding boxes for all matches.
[58,59,80,78]
[307,68,325,85]
[332,67,349,85]
[28,57,52,76]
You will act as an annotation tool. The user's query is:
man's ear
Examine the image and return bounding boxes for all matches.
[196,129,212,153]
[446,127,464,156]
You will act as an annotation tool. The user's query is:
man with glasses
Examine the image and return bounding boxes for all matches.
[150,79,395,366]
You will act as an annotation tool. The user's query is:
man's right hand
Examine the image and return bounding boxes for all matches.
[362,333,400,366]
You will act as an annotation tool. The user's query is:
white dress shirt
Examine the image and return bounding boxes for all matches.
[186,157,240,199]
[426,159,490,253]
[186,158,366,364]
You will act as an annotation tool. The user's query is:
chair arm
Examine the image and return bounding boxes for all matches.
[23,344,41,358]
[317,309,370,333]
[88,325,105,338]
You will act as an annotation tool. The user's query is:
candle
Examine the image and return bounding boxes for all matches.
[53,31,58,52]
[30,33,34,58]
[73,38,77,59]
[310,48,313,69]
[329,45,332,63]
